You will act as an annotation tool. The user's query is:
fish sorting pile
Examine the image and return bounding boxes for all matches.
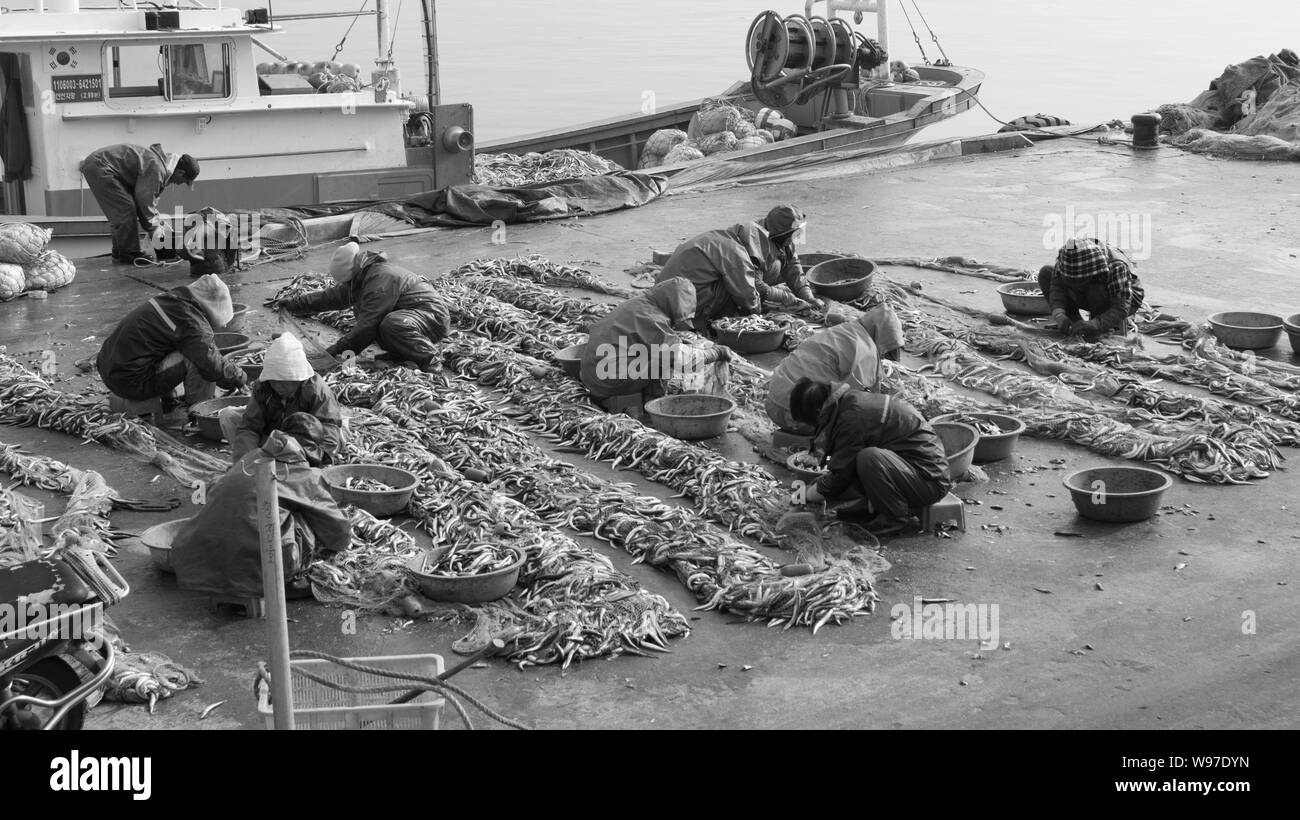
[0,354,225,486]
[0,442,124,557]
[345,363,879,632]
[313,396,690,667]
[1006,287,1043,297]
[713,315,786,334]
[789,451,827,472]
[940,415,1007,437]
[0,487,43,563]
[455,272,614,330]
[472,149,624,189]
[422,544,519,577]
[309,502,422,612]
[449,256,632,297]
[441,282,584,358]
[227,347,265,366]
[342,476,395,493]
[266,273,355,331]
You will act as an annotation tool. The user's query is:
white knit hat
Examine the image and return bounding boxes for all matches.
[260,332,314,382]
[187,274,234,329]
[329,242,360,283]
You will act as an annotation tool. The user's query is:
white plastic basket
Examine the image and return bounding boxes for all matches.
[258,654,445,730]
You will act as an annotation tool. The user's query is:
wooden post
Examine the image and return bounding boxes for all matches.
[256,457,295,730]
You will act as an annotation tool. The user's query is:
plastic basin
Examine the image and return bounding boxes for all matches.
[996,281,1051,316]
[785,450,827,483]
[213,332,251,356]
[241,364,264,382]
[932,421,980,481]
[323,464,418,517]
[1283,313,1300,355]
[220,303,249,332]
[139,517,192,574]
[188,396,249,441]
[554,343,587,379]
[644,393,736,440]
[808,257,876,302]
[1062,466,1172,523]
[798,253,845,270]
[1207,312,1284,350]
[405,546,525,604]
[714,324,787,353]
[933,412,1025,463]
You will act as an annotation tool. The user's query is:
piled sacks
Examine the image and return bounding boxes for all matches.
[0,223,76,298]
[638,99,798,168]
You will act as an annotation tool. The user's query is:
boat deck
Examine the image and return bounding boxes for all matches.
[3,138,1297,730]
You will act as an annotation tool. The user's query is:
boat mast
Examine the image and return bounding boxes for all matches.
[421,0,440,107]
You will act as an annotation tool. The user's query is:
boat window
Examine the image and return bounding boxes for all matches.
[105,42,232,101]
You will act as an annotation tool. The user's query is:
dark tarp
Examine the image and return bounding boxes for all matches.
[0,53,33,184]
[260,170,666,227]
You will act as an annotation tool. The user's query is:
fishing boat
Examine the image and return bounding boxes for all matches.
[0,0,982,256]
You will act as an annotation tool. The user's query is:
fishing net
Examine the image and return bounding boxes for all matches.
[0,487,44,565]
[472,149,623,188]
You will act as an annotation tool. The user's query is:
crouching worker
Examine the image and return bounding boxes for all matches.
[580,277,729,410]
[278,242,451,371]
[218,332,344,465]
[172,415,351,601]
[1038,237,1145,341]
[789,379,951,536]
[96,273,247,409]
[654,204,822,334]
[766,297,905,434]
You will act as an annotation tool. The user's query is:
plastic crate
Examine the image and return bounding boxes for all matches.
[258,654,445,730]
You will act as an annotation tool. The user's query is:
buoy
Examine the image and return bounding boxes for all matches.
[1131,112,1162,149]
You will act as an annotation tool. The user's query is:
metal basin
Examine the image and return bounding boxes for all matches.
[554,343,587,379]
[808,258,876,302]
[644,393,736,440]
[139,517,192,574]
[188,396,249,441]
[1207,312,1284,350]
[405,546,525,604]
[933,412,1025,463]
[932,421,979,481]
[1063,466,1172,523]
[323,464,418,517]
[1283,313,1300,355]
[996,281,1051,316]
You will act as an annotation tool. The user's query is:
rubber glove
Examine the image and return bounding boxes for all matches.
[1072,319,1102,341]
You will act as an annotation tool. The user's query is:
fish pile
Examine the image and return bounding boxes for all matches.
[0,442,124,557]
[441,282,584,358]
[421,544,518,577]
[331,363,881,632]
[266,273,356,331]
[309,503,422,612]
[472,149,623,188]
[227,347,265,366]
[342,476,395,492]
[99,631,204,714]
[0,354,225,486]
[789,451,827,472]
[940,415,1006,437]
[0,487,43,563]
[713,315,786,334]
[314,397,689,668]
[1006,287,1043,297]
[455,271,614,329]
[449,256,632,297]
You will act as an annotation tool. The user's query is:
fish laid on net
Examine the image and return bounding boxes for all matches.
[329,363,881,633]
[472,149,624,188]
[451,256,632,297]
[0,354,225,486]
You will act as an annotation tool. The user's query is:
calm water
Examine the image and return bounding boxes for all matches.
[261,0,1296,142]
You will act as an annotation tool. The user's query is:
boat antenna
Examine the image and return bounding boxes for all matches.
[387,0,404,64]
[332,0,372,63]
[908,1,951,66]
[896,2,930,65]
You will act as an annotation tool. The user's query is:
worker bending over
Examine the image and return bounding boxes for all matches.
[218,332,344,465]
[1038,237,1145,341]
[80,143,199,264]
[96,273,246,409]
[655,204,823,334]
[581,277,729,410]
[172,417,351,601]
[765,297,904,434]
[278,242,451,371]
[789,379,951,536]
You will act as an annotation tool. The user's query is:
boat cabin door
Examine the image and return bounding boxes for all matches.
[0,51,32,216]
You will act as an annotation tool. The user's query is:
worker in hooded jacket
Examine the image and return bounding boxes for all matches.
[765,296,905,434]
[654,204,823,334]
[96,273,247,408]
[580,276,729,407]
[789,379,950,536]
[80,143,199,264]
[277,242,451,370]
